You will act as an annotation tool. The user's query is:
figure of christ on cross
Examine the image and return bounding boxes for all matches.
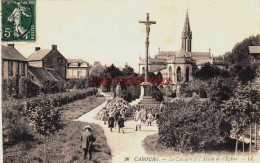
[139,13,156,81]
[139,13,156,42]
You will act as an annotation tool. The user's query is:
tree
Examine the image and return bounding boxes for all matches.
[225,34,260,66]
[122,63,136,77]
[104,64,122,78]
[221,83,260,154]
[27,98,64,163]
[194,63,230,80]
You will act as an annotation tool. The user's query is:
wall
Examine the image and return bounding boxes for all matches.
[2,60,28,80]
[66,67,88,79]
[29,61,42,67]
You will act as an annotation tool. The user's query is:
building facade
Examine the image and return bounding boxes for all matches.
[66,59,90,79]
[1,44,28,81]
[27,45,67,79]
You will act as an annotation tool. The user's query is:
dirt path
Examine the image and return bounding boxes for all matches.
[76,91,158,162]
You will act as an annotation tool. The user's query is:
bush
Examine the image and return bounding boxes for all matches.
[2,104,32,147]
[157,100,231,152]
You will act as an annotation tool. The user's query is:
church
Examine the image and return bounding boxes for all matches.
[138,10,225,84]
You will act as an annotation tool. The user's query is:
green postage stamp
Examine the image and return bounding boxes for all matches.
[1,0,36,42]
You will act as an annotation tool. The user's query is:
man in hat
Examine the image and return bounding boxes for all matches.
[81,125,96,160]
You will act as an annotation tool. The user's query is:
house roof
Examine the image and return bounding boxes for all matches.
[67,59,88,63]
[249,46,260,54]
[1,45,28,62]
[27,49,51,61]
[90,63,105,75]
[28,66,59,83]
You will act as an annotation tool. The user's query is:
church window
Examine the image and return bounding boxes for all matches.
[169,66,172,80]
[177,66,182,82]
[186,67,189,82]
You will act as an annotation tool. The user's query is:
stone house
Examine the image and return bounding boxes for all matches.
[66,59,90,79]
[1,44,28,81]
[27,45,67,79]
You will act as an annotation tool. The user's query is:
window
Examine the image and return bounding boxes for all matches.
[8,60,13,76]
[67,63,70,67]
[186,67,189,82]
[78,63,81,67]
[177,66,182,82]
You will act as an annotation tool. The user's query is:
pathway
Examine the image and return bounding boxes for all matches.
[76,91,158,162]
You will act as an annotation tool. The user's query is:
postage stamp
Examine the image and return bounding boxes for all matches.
[1,0,36,42]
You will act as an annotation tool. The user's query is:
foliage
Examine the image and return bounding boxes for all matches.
[27,98,64,136]
[66,78,88,89]
[122,63,136,77]
[118,85,141,102]
[157,100,231,152]
[42,79,66,94]
[26,79,41,98]
[181,77,236,102]
[194,62,230,80]
[229,64,258,84]
[225,34,260,66]
[221,83,260,135]
[2,104,32,147]
[104,64,122,78]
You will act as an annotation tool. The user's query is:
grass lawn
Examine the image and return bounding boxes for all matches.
[143,134,244,157]
[60,95,106,120]
[4,95,112,163]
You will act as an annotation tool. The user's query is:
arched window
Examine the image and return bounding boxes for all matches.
[169,66,172,80]
[177,66,182,82]
[142,67,145,74]
[186,67,189,82]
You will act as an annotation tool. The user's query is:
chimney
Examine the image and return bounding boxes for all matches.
[8,44,14,48]
[52,44,57,50]
[35,47,40,51]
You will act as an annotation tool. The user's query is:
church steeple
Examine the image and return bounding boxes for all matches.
[182,9,192,52]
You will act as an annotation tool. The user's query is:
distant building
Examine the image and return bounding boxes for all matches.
[66,59,90,79]
[27,45,67,79]
[89,61,105,77]
[249,46,260,62]
[1,44,28,81]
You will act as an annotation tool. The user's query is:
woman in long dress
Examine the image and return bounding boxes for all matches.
[102,107,108,125]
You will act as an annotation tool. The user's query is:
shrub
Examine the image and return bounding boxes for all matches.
[157,100,231,152]
[2,104,32,147]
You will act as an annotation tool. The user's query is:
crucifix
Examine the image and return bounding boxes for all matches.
[139,13,156,81]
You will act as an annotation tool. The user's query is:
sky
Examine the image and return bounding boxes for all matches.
[2,0,260,72]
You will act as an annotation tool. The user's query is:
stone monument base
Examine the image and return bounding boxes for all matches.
[138,82,160,105]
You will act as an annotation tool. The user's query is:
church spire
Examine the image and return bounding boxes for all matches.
[182,9,192,52]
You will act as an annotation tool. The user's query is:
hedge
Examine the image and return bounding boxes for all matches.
[157,100,231,152]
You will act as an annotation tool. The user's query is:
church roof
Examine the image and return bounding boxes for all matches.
[2,45,28,62]
[28,49,51,61]
[191,52,211,59]
[176,49,192,58]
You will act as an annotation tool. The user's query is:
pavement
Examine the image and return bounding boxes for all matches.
[76,91,158,163]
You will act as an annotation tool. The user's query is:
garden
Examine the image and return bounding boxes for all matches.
[2,89,111,163]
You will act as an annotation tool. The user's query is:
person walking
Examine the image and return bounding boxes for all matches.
[80,125,96,161]
[102,107,108,125]
[146,112,154,126]
[117,114,125,133]
[135,109,142,131]
[140,107,147,124]
[108,113,115,132]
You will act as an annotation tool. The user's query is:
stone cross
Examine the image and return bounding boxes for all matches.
[139,13,156,80]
